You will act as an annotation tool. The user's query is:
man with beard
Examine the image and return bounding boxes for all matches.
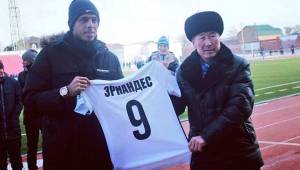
[23,0,123,169]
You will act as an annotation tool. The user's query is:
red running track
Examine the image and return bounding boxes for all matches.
[166,94,300,170]
[16,94,300,170]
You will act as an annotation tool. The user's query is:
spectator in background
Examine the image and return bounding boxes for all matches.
[173,11,264,170]
[291,45,295,54]
[23,0,123,169]
[0,60,23,170]
[259,47,264,57]
[148,36,179,73]
[136,60,145,69]
[9,74,18,80]
[18,49,42,170]
[280,46,284,55]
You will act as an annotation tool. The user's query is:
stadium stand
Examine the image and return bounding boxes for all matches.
[0,52,23,75]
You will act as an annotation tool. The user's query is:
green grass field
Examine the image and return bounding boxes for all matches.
[20,56,300,154]
[251,57,300,102]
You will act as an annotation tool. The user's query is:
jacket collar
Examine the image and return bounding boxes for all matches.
[62,31,108,58]
[180,43,234,92]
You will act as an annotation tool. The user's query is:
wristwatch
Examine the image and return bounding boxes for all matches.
[59,86,69,97]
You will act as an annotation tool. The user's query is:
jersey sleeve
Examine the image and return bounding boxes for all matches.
[154,61,181,97]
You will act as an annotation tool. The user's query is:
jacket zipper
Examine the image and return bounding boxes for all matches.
[0,84,7,140]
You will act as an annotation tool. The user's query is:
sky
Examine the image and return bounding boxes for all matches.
[0,0,299,49]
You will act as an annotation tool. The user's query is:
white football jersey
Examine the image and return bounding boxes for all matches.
[76,61,191,170]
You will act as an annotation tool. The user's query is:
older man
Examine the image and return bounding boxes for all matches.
[23,0,123,169]
[173,11,264,170]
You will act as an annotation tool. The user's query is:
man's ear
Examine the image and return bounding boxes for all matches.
[192,39,196,48]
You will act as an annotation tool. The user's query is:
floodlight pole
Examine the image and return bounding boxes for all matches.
[8,0,24,51]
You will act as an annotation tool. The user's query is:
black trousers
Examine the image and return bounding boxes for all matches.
[190,152,262,170]
[42,113,113,170]
[25,122,42,170]
[0,138,23,170]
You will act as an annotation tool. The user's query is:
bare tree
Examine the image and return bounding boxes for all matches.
[292,25,300,34]
[226,26,240,37]
[284,27,293,35]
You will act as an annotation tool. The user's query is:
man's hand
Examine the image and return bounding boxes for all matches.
[189,136,206,152]
[67,76,90,97]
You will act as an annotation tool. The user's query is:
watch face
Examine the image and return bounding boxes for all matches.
[60,87,68,96]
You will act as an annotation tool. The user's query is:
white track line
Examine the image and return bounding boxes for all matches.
[260,136,300,150]
[293,86,300,89]
[278,89,288,92]
[255,102,269,107]
[255,103,300,116]
[264,92,275,95]
[256,115,300,130]
[256,81,300,91]
[259,141,300,147]
[256,95,300,151]
[255,92,300,105]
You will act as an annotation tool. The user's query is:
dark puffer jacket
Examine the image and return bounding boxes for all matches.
[174,43,264,168]
[23,32,123,170]
[0,76,22,142]
[18,70,42,127]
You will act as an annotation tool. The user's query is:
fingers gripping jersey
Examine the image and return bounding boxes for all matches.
[76,61,191,170]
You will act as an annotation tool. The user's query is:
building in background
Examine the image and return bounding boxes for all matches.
[4,36,40,51]
[222,36,241,54]
[280,34,300,49]
[236,24,284,55]
[237,24,283,43]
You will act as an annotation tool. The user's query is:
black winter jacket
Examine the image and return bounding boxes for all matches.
[23,32,123,170]
[174,43,264,168]
[0,76,22,142]
[18,70,42,126]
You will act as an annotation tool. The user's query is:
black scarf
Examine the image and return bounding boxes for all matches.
[63,31,104,57]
